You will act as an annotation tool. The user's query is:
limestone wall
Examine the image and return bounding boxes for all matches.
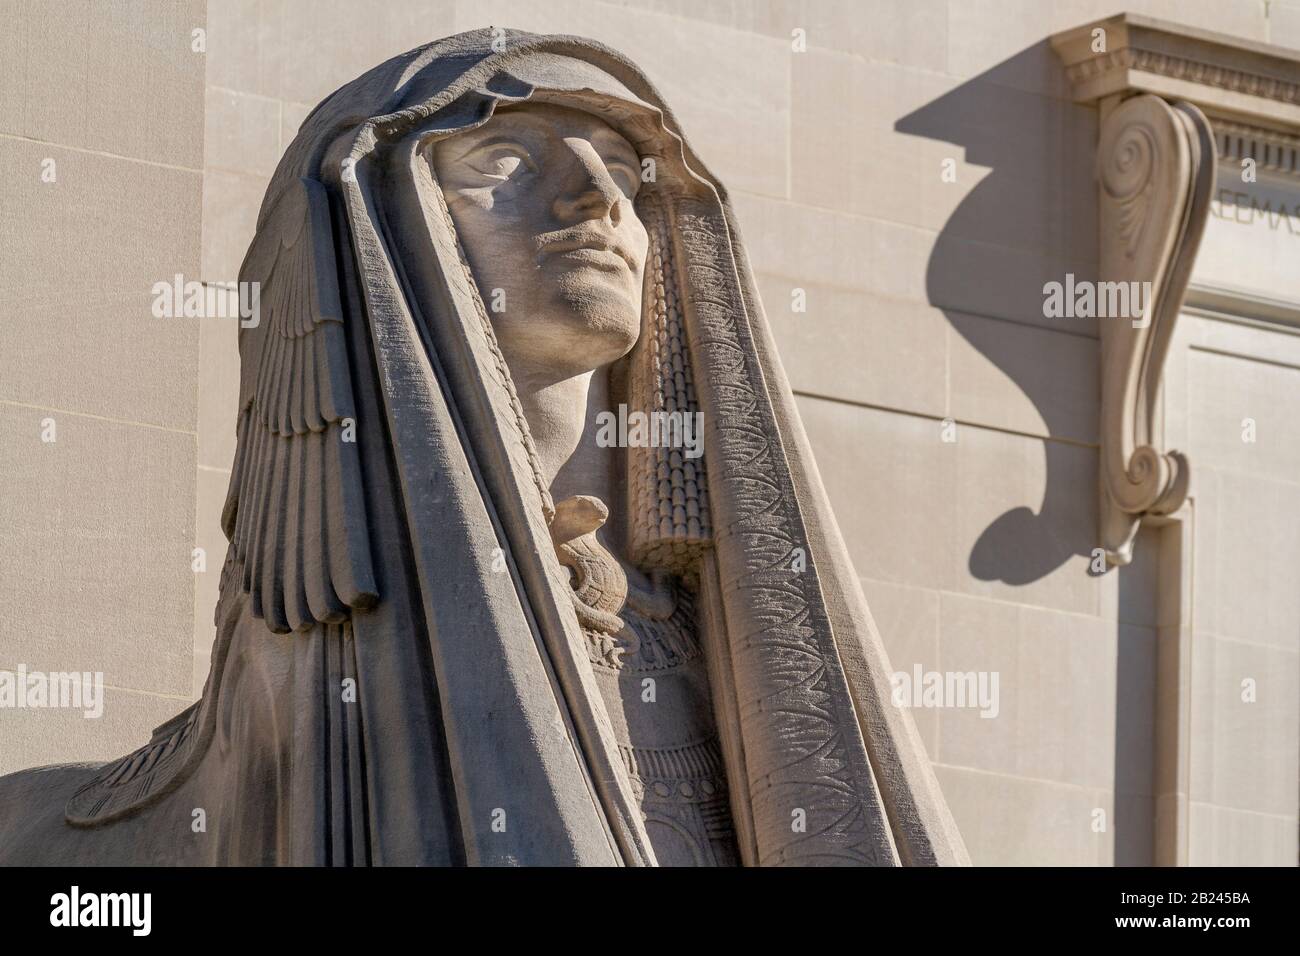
[0,0,207,772]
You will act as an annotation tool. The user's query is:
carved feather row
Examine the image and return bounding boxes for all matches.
[220,177,377,633]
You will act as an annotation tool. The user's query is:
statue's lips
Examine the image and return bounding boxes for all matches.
[551,248,629,272]
[541,236,637,273]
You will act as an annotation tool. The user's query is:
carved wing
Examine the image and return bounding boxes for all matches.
[221,177,377,633]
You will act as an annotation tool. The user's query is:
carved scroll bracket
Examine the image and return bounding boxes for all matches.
[1095,94,1214,565]
[1051,14,1300,564]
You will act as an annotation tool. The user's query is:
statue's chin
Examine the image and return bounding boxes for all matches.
[546,272,642,362]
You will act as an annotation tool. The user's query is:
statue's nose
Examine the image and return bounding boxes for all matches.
[552,143,624,227]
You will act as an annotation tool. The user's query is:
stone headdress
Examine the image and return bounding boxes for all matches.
[65,28,967,867]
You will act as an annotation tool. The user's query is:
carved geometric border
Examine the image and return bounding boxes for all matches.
[1065,48,1300,108]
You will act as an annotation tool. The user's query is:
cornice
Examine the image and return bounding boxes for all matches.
[1051,14,1300,130]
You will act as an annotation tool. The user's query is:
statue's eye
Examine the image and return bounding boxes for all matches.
[470,144,532,181]
[608,162,640,199]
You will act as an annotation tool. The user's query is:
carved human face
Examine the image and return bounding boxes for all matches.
[432,103,649,379]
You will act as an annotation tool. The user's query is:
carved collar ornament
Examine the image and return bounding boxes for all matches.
[22,29,969,867]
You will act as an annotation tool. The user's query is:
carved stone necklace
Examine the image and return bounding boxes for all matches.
[551,495,738,866]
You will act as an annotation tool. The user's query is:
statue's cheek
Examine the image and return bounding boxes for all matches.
[627,220,650,262]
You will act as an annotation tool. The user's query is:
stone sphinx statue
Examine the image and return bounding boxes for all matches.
[0,28,968,867]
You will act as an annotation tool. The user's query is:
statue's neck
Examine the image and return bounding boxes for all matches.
[508,357,621,549]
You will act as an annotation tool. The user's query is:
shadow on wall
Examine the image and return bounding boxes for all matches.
[894,42,1100,589]
[895,44,1161,865]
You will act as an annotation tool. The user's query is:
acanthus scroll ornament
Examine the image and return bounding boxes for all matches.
[1096,94,1214,565]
